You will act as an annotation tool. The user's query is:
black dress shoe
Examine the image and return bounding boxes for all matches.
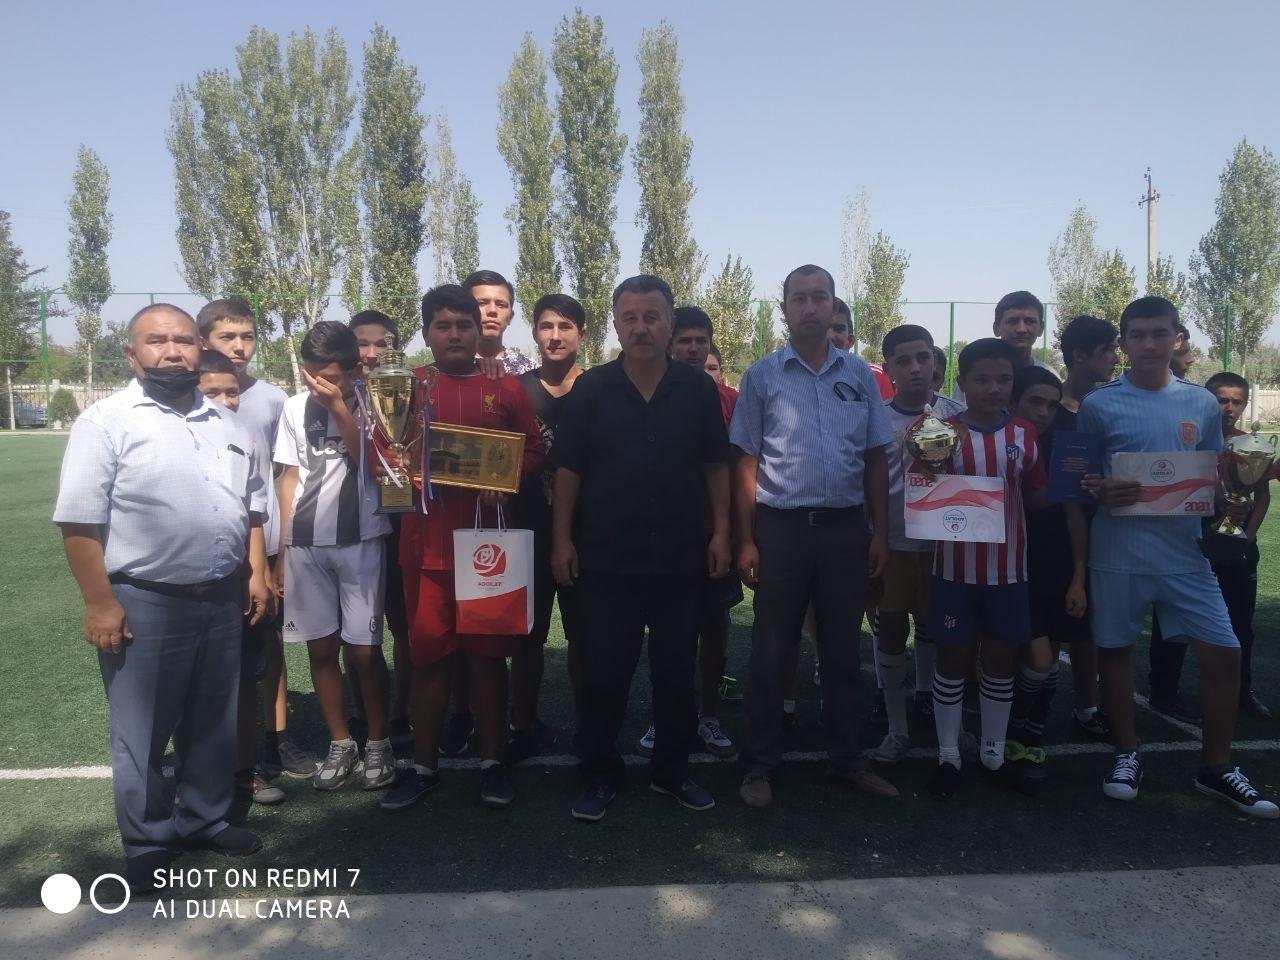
[126,849,175,893]
[1240,692,1273,721]
[189,825,262,857]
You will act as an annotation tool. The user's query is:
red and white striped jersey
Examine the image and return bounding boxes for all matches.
[933,415,1046,585]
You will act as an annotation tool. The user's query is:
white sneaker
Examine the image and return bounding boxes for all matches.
[1103,750,1143,801]
[697,717,737,758]
[865,732,911,763]
[636,724,656,758]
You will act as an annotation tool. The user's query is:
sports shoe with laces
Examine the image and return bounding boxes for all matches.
[380,766,439,812]
[650,778,715,811]
[235,768,285,805]
[1073,709,1112,740]
[263,736,318,779]
[571,781,617,821]
[636,724,656,758]
[361,738,396,790]
[479,763,516,808]
[1103,750,1143,801]
[1194,766,1280,818]
[313,739,359,791]
[865,732,911,763]
[697,717,736,758]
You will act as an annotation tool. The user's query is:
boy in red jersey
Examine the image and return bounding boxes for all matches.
[379,285,544,813]
[922,338,1047,798]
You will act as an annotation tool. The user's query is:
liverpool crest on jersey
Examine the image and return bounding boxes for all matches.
[1179,420,1198,445]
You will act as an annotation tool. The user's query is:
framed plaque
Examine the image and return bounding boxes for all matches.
[427,422,525,494]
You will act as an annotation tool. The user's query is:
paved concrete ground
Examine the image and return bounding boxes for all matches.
[2,864,1276,960]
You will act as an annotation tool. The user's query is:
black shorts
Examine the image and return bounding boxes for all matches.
[241,558,283,683]
[1028,563,1091,644]
[704,571,743,617]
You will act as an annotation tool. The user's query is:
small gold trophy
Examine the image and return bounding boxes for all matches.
[1214,420,1277,539]
[366,350,419,514]
[906,404,959,473]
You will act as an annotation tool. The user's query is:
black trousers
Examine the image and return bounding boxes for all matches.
[743,505,869,777]
[577,572,703,788]
[1150,549,1258,699]
[532,520,580,647]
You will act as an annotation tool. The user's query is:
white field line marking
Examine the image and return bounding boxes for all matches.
[4,739,1280,780]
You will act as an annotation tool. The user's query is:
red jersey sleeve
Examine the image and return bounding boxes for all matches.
[501,377,546,486]
[1023,427,1047,491]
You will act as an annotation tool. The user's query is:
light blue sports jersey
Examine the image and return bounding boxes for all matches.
[1076,374,1222,574]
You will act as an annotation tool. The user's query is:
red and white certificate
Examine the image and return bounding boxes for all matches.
[904,474,1006,543]
[1109,451,1218,516]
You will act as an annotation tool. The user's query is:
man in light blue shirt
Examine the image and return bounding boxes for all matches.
[54,304,274,891]
[730,263,897,809]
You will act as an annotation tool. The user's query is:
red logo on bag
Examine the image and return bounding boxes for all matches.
[472,543,506,577]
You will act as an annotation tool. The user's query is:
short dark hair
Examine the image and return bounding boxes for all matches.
[1206,371,1250,395]
[126,303,196,341]
[1060,315,1118,369]
[958,337,1017,379]
[994,291,1044,325]
[1119,296,1179,336]
[196,297,256,338]
[197,349,238,377]
[461,269,515,302]
[708,344,723,363]
[612,274,674,309]
[1173,320,1191,340]
[782,264,835,301]
[882,324,934,362]
[532,293,586,330]
[421,285,481,328]
[349,309,398,346]
[673,305,714,338]
[932,345,948,372]
[300,320,359,371]
[833,297,851,320]
[1012,364,1062,404]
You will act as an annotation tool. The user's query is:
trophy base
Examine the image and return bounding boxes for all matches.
[376,478,415,515]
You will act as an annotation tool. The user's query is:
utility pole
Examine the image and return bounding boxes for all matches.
[1138,168,1159,281]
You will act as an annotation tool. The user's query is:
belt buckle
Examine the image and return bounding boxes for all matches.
[807,510,820,527]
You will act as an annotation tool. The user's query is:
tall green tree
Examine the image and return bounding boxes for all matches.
[1189,139,1280,369]
[65,145,112,396]
[860,231,909,356]
[350,24,426,338]
[1147,253,1191,314]
[552,9,627,364]
[1047,204,1102,339]
[0,212,43,429]
[168,27,360,389]
[1092,249,1138,328]
[450,174,481,281]
[839,188,870,308]
[633,22,703,303]
[497,35,560,323]
[703,254,753,377]
[426,111,458,285]
[752,299,778,360]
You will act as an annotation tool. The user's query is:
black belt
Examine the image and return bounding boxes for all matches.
[759,504,863,527]
[109,573,235,599]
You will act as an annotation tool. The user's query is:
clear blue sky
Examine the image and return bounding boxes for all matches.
[4,0,1278,354]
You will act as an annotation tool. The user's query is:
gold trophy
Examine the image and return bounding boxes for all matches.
[1214,420,1277,539]
[906,404,959,473]
[365,350,419,514]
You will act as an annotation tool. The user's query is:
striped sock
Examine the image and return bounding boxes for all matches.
[979,671,1015,770]
[932,670,965,768]
[1011,664,1051,744]
[1026,663,1060,746]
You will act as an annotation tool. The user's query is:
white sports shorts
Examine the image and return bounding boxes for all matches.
[282,539,386,646]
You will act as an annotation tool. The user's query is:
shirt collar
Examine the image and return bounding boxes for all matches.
[782,340,844,377]
[126,377,217,421]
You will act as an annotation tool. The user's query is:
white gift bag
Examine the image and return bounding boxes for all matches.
[453,503,535,636]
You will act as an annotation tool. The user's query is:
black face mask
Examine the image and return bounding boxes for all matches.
[140,366,200,407]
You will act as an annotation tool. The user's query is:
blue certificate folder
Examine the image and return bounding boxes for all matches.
[1047,431,1101,504]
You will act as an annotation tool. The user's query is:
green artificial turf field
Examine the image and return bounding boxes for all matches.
[1,433,1277,907]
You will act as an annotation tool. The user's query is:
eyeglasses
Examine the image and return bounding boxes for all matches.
[833,381,862,402]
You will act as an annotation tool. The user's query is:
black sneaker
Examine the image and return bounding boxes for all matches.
[263,736,318,779]
[1240,692,1273,721]
[440,711,474,758]
[188,825,262,857]
[479,763,516,808]
[380,767,440,812]
[1148,694,1201,725]
[125,849,175,894]
[1103,750,1143,801]
[927,761,963,799]
[1194,766,1280,819]
[1008,747,1048,797]
[1073,709,1112,740]
[650,778,715,811]
[235,768,285,806]
[571,781,618,822]
[913,691,934,719]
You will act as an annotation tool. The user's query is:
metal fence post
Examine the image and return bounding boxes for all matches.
[946,302,956,394]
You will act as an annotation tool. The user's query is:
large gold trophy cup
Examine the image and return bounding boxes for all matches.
[1214,420,1277,539]
[366,350,419,514]
[906,404,959,472]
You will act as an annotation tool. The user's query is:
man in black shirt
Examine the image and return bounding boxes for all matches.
[552,275,732,822]
[509,294,587,764]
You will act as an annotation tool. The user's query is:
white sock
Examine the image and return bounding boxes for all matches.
[979,671,1014,770]
[914,626,936,693]
[932,670,965,768]
[366,737,391,750]
[878,647,909,737]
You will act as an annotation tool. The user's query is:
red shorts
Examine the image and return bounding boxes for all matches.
[403,568,523,667]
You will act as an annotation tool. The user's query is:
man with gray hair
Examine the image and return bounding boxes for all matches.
[54,303,272,892]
